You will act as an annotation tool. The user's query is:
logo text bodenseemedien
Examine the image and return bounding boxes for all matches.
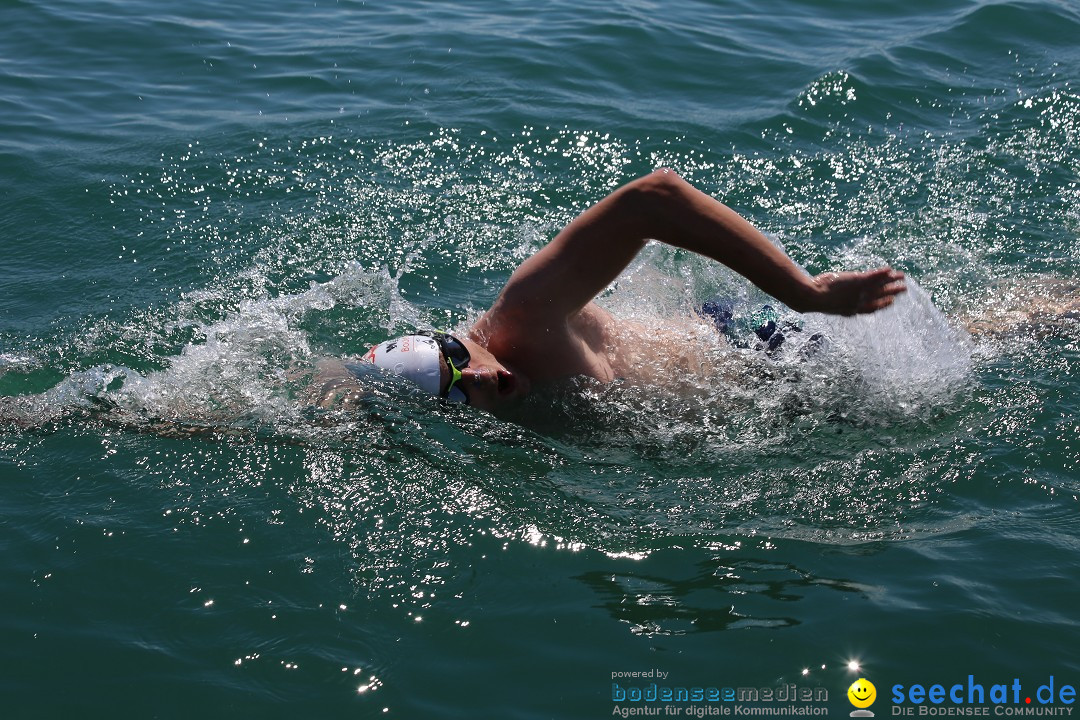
[613,684,828,703]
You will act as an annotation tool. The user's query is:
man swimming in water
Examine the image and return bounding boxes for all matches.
[362,168,907,412]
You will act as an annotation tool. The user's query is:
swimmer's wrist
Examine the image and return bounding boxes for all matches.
[789,277,825,314]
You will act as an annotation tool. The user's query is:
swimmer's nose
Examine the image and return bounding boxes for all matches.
[461,366,496,389]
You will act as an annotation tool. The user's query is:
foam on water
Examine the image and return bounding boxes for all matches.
[806,279,973,417]
[0,353,40,377]
[593,242,974,436]
[0,263,418,432]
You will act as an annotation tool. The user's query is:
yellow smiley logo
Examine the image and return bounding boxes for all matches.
[848,678,877,708]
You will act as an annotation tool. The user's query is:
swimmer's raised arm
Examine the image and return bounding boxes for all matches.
[494,168,905,324]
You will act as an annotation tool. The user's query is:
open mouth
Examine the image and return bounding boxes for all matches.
[497,369,515,396]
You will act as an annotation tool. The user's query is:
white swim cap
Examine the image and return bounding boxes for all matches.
[364,335,443,396]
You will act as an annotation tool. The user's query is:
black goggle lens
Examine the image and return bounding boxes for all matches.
[418,331,471,403]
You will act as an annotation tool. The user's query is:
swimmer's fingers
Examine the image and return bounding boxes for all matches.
[856,269,906,313]
[811,267,906,316]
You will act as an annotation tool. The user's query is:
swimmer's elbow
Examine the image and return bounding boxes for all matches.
[620,168,686,233]
[630,167,684,200]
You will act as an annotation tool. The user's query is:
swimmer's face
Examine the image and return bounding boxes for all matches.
[445,337,529,412]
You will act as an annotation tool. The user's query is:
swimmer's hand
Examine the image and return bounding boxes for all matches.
[805,267,906,316]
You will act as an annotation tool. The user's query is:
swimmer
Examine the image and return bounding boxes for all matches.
[361,168,908,412]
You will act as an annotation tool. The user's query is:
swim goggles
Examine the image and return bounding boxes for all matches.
[417,330,471,404]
